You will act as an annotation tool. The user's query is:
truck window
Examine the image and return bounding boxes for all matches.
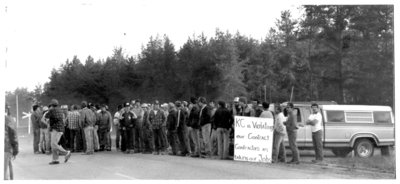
[294,108,302,122]
[373,111,392,123]
[326,111,345,122]
[345,112,373,123]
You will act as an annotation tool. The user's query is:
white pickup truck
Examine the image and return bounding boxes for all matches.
[282,101,395,158]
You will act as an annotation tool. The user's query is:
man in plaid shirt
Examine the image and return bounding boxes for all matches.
[67,105,81,152]
[149,100,167,155]
[45,99,71,165]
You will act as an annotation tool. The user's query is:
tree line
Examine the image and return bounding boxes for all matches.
[6,5,394,114]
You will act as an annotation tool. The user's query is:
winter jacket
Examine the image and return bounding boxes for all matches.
[213,107,234,129]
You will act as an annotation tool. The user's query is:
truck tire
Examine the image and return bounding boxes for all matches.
[380,146,391,156]
[354,139,374,158]
[332,148,352,157]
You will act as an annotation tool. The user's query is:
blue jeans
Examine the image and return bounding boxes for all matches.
[216,128,230,159]
[272,131,286,162]
[312,130,324,161]
[201,124,212,154]
[152,128,167,152]
[287,130,300,162]
[84,126,94,153]
[93,126,100,150]
[39,128,50,153]
[189,127,201,156]
[33,128,40,153]
[51,130,68,161]
[4,152,13,180]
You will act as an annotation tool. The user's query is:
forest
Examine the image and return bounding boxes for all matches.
[6,5,394,115]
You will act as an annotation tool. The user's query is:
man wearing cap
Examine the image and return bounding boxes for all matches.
[45,99,71,164]
[120,102,137,153]
[232,97,242,116]
[80,101,96,155]
[39,106,51,154]
[149,100,167,155]
[31,104,42,154]
[98,104,113,151]
[238,97,254,117]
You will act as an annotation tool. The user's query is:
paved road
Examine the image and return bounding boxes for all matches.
[12,134,393,180]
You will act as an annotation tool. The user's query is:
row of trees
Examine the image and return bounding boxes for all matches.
[6,5,394,114]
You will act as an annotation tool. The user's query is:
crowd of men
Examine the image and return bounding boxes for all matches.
[28,96,324,166]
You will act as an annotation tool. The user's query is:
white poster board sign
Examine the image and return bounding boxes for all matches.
[234,116,274,163]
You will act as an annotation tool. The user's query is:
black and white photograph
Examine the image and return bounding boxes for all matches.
[1,0,397,180]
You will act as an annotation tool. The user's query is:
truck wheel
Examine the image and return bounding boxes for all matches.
[380,146,391,156]
[332,148,352,157]
[354,139,374,158]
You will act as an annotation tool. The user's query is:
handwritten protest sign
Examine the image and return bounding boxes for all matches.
[234,116,274,163]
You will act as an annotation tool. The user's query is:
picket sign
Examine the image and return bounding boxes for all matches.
[22,112,31,134]
[234,116,274,163]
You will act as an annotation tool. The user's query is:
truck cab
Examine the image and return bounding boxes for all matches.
[282,102,395,158]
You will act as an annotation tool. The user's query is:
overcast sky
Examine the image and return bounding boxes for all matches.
[1,0,397,93]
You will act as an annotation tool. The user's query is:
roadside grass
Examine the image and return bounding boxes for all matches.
[327,148,396,173]
[333,155,395,172]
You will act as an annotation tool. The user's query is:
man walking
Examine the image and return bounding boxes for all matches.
[284,102,300,164]
[213,101,233,160]
[31,104,41,154]
[306,103,324,163]
[45,99,71,164]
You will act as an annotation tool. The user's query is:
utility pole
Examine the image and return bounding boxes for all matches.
[269,85,272,103]
[290,86,294,102]
[264,85,267,102]
[16,95,19,128]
